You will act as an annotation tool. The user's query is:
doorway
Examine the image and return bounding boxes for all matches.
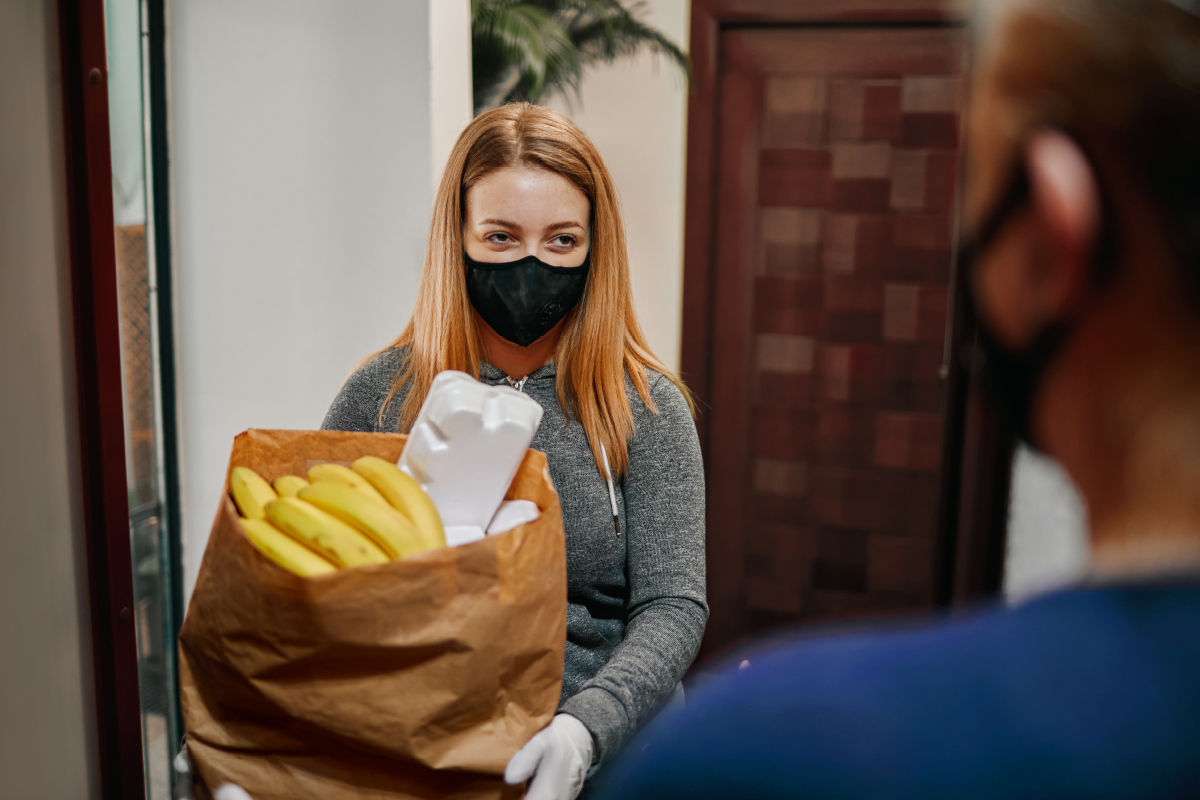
[682,9,974,654]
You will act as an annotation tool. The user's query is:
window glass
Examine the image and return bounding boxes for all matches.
[105,0,179,795]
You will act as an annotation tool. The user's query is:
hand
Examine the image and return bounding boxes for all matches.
[172,742,252,800]
[504,714,594,800]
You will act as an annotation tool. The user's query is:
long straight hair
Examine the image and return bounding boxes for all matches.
[375,103,691,477]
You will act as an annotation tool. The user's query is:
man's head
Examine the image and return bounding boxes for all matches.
[965,0,1200,420]
[966,0,1200,254]
[965,0,1200,551]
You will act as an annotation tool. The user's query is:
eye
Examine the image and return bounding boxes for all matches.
[485,232,513,245]
[550,234,577,248]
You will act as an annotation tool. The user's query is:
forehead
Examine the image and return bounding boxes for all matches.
[465,165,589,223]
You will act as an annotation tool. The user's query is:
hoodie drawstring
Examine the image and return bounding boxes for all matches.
[503,373,619,537]
[600,443,620,536]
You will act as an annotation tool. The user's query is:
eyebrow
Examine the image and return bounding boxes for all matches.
[478,218,585,233]
[545,220,586,233]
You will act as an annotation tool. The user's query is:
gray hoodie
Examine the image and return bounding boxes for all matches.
[320,348,708,765]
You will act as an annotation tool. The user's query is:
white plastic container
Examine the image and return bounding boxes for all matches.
[486,499,541,535]
[399,371,544,544]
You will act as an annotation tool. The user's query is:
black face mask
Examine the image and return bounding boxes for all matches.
[958,165,1061,447]
[958,146,1117,448]
[464,250,590,347]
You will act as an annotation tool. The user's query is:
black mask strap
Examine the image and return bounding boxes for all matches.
[958,139,1119,448]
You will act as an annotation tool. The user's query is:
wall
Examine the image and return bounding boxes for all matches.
[169,0,440,599]
[430,0,474,190]
[0,0,101,796]
[545,0,691,374]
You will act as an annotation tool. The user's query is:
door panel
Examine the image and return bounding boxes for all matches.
[701,25,965,650]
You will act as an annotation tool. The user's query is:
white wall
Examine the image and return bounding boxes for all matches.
[0,1,101,796]
[170,0,441,599]
[1004,445,1090,601]
[430,0,474,190]
[545,0,691,373]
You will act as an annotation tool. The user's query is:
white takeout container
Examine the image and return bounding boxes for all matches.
[399,371,544,544]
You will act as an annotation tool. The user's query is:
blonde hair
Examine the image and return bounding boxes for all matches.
[373,102,692,477]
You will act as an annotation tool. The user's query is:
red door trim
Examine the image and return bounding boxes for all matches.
[57,0,147,795]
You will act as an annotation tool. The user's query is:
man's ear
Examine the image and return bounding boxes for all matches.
[1025,130,1101,317]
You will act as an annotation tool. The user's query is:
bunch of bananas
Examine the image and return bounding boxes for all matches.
[230,456,447,577]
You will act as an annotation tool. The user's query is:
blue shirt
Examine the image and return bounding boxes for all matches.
[594,582,1200,799]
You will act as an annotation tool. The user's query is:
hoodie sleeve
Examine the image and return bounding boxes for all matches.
[559,374,708,765]
[320,348,408,433]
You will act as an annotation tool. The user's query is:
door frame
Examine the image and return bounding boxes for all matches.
[57,0,147,795]
[680,0,1013,657]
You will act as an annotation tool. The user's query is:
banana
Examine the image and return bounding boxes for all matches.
[351,456,446,550]
[299,482,427,559]
[307,463,388,505]
[230,466,277,520]
[241,518,337,576]
[273,474,309,498]
[265,497,389,568]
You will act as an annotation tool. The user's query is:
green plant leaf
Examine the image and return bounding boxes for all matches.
[570,11,690,81]
[471,0,688,112]
[473,1,580,110]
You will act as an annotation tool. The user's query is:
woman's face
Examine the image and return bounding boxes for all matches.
[463,165,590,267]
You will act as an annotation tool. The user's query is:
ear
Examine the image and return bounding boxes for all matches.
[1025,129,1101,317]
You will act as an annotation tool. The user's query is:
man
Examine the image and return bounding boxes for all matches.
[593,0,1200,796]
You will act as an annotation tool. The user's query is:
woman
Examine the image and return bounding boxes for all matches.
[321,103,707,799]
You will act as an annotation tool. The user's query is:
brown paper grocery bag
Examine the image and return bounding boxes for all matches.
[179,429,567,800]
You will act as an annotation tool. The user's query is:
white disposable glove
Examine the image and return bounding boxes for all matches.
[172,741,253,800]
[504,713,594,800]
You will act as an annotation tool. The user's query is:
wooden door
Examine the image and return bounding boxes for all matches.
[686,16,969,653]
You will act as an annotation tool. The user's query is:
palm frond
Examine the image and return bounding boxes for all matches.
[569,12,689,80]
[472,2,580,110]
[471,0,688,112]
[519,0,635,17]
